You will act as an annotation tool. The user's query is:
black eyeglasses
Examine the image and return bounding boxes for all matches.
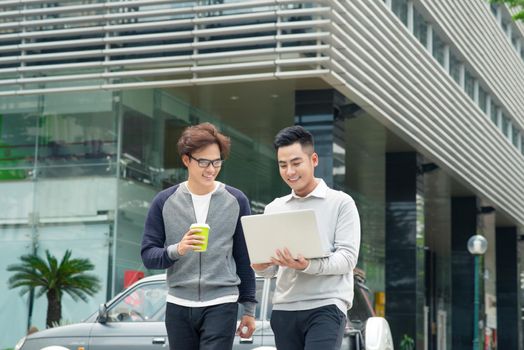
[189,154,224,168]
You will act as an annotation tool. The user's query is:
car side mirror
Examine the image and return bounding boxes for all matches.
[98,303,108,324]
[364,317,394,350]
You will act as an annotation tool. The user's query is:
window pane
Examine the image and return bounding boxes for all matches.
[0,112,37,181]
[501,115,510,137]
[478,88,488,113]
[490,105,499,125]
[490,4,498,16]
[413,9,428,47]
[449,53,462,84]
[432,32,445,66]
[464,70,475,99]
[501,21,509,35]
[512,125,519,147]
[392,0,408,25]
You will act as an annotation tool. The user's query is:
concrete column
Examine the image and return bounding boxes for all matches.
[478,202,496,343]
[424,169,451,350]
[294,90,347,191]
[451,197,478,350]
[496,227,519,349]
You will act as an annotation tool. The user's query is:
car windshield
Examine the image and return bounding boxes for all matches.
[106,282,167,322]
[92,274,375,326]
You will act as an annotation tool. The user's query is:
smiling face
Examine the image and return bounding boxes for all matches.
[182,143,222,195]
[277,142,318,197]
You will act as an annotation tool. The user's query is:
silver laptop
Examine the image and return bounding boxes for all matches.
[240,209,330,264]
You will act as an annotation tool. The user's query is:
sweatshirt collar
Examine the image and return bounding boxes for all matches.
[285,178,328,202]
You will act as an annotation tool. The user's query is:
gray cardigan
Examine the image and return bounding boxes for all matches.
[141,182,256,316]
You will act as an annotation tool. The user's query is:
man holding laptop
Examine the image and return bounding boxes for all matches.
[252,125,361,350]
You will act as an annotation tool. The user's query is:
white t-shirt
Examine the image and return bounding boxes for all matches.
[166,181,238,307]
[190,182,219,223]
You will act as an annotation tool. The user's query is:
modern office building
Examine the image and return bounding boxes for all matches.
[1,1,523,349]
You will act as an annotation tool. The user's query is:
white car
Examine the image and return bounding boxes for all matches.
[15,273,393,350]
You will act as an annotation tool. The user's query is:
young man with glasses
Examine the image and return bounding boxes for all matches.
[252,125,361,350]
[141,122,256,350]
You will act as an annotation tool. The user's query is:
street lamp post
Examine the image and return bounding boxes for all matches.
[467,235,488,350]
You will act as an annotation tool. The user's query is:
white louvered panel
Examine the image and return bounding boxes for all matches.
[330,1,522,197]
[0,0,332,95]
[419,0,524,129]
[1,0,523,226]
[328,0,524,224]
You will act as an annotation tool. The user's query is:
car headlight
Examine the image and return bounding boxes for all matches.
[14,336,26,350]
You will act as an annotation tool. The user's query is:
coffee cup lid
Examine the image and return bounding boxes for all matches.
[190,223,210,229]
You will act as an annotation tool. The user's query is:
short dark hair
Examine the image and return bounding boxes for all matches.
[273,125,314,151]
[177,122,231,159]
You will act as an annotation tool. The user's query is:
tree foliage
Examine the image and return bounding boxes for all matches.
[491,0,524,21]
[7,249,101,328]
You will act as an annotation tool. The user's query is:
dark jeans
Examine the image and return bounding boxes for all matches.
[165,302,238,350]
[270,304,346,350]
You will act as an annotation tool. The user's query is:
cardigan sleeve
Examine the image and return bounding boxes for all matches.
[141,188,177,269]
[229,187,257,316]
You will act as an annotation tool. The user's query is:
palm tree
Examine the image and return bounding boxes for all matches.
[7,249,101,328]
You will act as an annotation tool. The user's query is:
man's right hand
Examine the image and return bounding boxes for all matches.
[177,228,205,256]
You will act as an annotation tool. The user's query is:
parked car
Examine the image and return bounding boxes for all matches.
[15,272,393,350]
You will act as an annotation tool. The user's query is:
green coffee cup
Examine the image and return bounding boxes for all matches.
[190,223,210,252]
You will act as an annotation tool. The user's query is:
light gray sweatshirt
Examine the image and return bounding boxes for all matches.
[256,179,360,314]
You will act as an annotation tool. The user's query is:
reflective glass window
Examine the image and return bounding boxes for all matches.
[490,104,499,125]
[449,52,462,84]
[464,70,475,99]
[0,112,37,181]
[478,87,488,113]
[432,32,445,66]
[511,35,518,49]
[392,0,408,25]
[512,125,519,147]
[501,115,510,137]
[413,9,428,47]
[501,21,510,36]
[490,4,498,16]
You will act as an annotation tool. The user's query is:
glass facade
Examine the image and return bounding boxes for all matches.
[1,81,389,344]
[0,91,117,339]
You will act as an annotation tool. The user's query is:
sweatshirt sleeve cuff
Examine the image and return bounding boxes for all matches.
[167,244,181,261]
[301,259,318,274]
[253,265,278,278]
[241,302,256,317]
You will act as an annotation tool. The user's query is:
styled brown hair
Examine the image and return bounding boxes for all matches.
[177,122,231,159]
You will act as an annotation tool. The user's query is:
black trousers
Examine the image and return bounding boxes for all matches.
[270,304,346,350]
[165,302,238,350]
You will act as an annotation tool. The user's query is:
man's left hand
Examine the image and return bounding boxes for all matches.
[271,248,309,270]
[236,315,256,339]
